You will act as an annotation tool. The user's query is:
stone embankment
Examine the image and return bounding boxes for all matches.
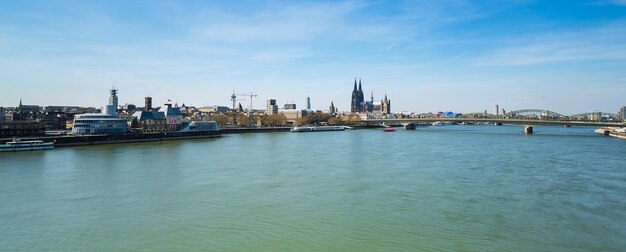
[595,127,626,140]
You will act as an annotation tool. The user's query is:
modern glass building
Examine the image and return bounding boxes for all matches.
[180,121,219,132]
[71,113,129,135]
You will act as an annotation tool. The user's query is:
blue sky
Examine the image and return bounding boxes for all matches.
[1,0,625,114]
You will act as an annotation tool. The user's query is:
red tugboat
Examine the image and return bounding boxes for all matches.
[384,127,396,132]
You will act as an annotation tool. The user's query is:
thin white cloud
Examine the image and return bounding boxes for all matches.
[249,49,311,63]
[450,50,469,62]
[473,24,626,66]
[189,1,363,43]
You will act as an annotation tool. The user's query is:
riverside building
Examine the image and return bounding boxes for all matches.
[71,107,129,134]
[0,121,45,138]
[131,110,167,132]
[158,103,183,131]
[267,99,278,115]
[71,89,129,135]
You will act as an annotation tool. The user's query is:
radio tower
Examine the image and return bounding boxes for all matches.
[231,90,237,110]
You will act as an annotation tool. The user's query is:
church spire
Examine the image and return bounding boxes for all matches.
[353,78,357,91]
[19,98,22,107]
[358,79,362,93]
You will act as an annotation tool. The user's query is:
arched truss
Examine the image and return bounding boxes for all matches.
[570,112,619,118]
[505,109,565,118]
[459,112,494,118]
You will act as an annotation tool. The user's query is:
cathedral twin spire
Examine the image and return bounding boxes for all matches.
[351,78,365,113]
[350,78,390,114]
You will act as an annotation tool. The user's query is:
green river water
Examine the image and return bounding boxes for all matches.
[1,125,625,251]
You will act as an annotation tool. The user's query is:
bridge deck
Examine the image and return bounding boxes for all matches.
[362,118,626,127]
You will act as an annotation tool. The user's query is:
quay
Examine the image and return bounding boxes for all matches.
[595,127,626,140]
[0,127,294,148]
[221,127,291,134]
[0,131,220,147]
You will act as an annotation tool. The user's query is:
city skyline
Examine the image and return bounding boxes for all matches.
[2,1,626,114]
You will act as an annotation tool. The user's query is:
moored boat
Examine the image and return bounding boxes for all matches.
[432,121,453,126]
[0,139,54,152]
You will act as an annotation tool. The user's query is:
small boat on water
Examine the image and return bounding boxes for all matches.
[290,125,346,132]
[432,121,453,126]
[384,128,396,132]
[0,139,54,152]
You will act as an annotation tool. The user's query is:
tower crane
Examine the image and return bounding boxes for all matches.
[233,91,257,114]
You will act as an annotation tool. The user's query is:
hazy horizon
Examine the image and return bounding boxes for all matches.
[2,1,626,115]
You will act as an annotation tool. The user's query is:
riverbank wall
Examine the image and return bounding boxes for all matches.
[595,127,626,140]
[0,131,221,147]
[221,127,291,134]
[0,126,367,147]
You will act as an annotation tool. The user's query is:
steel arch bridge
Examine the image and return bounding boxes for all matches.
[570,112,620,118]
[505,109,565,118]
[459,112,495,118]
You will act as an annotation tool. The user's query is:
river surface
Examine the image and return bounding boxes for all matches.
[1,125,625,251]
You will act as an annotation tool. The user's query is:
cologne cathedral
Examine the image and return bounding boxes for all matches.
[350,78,390,114]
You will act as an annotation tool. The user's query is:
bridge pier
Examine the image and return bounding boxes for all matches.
[524,126,533,134]
[403,124,416,130]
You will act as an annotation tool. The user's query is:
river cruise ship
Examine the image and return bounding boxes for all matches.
[0,139,54,152]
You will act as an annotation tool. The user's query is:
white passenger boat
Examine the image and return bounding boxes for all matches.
[290,126,346,132]
[0,139,54,152]
[432,121,453,126]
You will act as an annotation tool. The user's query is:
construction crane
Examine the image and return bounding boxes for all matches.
[233,91,257,114]
[231,91,258,127]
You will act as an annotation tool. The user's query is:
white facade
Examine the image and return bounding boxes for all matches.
[158,104,183,125]
[103,105,116,116]
[72,113,129,135]
[266,99,278,115]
